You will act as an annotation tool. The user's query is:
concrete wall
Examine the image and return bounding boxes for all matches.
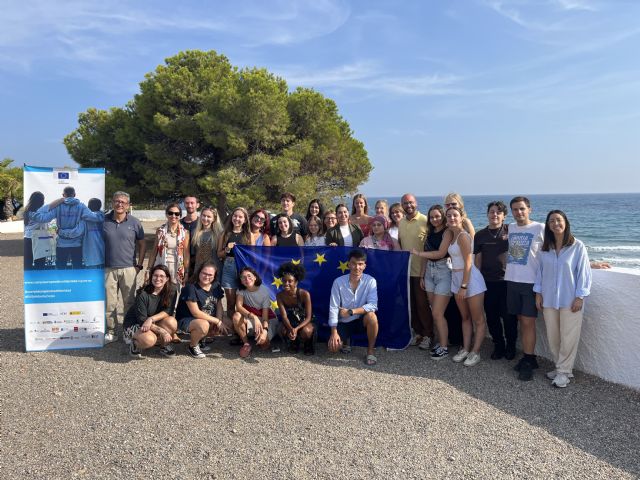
[535,268,640,390]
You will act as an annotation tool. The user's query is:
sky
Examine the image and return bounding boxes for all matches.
[1,0,639,196]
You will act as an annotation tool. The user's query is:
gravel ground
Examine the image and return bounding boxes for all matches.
[1,229,639,479]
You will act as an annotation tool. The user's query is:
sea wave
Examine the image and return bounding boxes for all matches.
[587,245,640,252]
[599,257,640,267]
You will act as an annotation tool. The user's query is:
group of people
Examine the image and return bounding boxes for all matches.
[36,188,593,386]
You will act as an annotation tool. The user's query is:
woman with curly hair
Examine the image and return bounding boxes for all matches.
[276,262,315,355]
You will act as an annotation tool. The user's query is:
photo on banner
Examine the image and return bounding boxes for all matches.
[23,166,106,351]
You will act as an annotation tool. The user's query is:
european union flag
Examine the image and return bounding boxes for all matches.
[234,245,411,349]
[57,172,70,179]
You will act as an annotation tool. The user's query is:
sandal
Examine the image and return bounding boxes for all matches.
[365,354,377,366]
[239,343,252,358]
[171,333,182,344]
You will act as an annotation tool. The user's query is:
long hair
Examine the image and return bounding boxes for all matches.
[351,193,369,215]
[375,199,389,217]
[250,209,271,235]
[142,264,174,308]
[274,213,294,235]
[24,191,45,223]
[389,202,403,227]
[426,204,446,236]
[192,207,223,248]
[305,215,325,239]
[222,207,251,245]
[542,210,575,251]
[306,199,326,221]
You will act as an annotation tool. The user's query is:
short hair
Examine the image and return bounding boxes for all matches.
[335,203,349,214]
[112,191,130,202]
[510,196,531,208]
[184,194,198,202]
[276,262,306,282]
[63,186,76,197]
[237,267,263,289]
[486,201,507,215]
[280,192,296,202]
[348,248,367,263]
[88,198,102,212]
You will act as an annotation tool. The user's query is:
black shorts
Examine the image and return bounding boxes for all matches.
[506,281,538,317]
[336,316,366,341]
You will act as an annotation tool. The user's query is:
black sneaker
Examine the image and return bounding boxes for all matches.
[504,343,516,360]
[129,341,142,359]
[188,344,206,359]
[199,339,212,352]
[303,340,315,356]
[288,339,300,353]
[430,346,449,360]
[229,336,243,346]
[518,362,534,381]
[491,344,505,360]
[513,356,539,371]
[159,344,176,358]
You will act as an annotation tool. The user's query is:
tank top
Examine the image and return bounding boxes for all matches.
[276,234,299,247]
[424,229,449,259]
[448,231,472,270]
[226,231,244,258]
[281,289,306,327]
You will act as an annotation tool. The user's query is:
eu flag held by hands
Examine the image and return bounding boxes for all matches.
[234,246,411,349]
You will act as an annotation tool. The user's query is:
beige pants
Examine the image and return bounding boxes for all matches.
[543,307,584,374]
[105,267,139,334]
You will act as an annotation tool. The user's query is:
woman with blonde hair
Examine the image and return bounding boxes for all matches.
[191,206,223,274]
[350,193,372,236]
[444,192,475,236]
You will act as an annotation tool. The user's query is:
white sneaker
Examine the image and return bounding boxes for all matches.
[552,373,570,388]
[409,333,422,346]
[452,349,469,363]
[418,337,431,351]
[546,370,575,380]
[463,352,481,367]
[104,332,117,344]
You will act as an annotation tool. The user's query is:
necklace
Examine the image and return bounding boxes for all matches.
[488,225,503,239]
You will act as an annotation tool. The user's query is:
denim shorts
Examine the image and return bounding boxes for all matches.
[424,259,452,296]
[451,267,486,298]
[221,257,239,289]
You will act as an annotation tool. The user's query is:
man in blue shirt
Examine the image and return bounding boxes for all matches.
[328,249,379,365]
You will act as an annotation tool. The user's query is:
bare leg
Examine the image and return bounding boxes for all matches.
[455,295,472,352]
[468,293,486,353]
[428,292,450,349]
[363,312,379,356]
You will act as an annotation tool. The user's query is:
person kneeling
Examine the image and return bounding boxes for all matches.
[327,249,379,366]
[124,265,178,358]
[276,262,315,355]
[175,262,229,359]
[233,267,280,358]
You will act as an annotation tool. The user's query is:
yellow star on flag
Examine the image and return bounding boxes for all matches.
[313,253,327,266]
[270,299,279,311]
[291,259,301,265]
[271,276,283,288]
[337,260,350,274]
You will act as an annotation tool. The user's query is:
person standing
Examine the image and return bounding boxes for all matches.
[474,201,517,360]
[534,210,591,388]
[398,193,433,350]
[325,204,364,247]
[103,192,146,344]
[505,196,545,381]
[148,203,190,288]
[180,195,200,277]
[270,192,308,237]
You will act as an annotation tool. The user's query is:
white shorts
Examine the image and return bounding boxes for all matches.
[451,267,486,298]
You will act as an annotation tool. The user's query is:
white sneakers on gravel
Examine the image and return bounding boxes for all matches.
[463,352,481,367]
[452,349,469,363]
[418,336,431,351]
[552,373,571,388]
[546,370,575,380]
[104,332,117,344]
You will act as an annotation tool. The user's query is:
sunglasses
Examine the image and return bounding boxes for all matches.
[167,211,181,217]
[253,216,266,223]
[445,202,458,207]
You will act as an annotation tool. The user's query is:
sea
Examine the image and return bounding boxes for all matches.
[365,193,640,271]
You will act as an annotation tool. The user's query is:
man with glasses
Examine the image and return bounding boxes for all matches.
[398,193,434,350]
[103,191,146,344]
[180,195,200,277]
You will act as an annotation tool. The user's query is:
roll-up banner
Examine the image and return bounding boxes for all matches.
[23,166,106,351]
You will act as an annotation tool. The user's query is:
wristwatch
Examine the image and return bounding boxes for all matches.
[460,284,468,289]
[135,264,144,269]
[348,309,353,316]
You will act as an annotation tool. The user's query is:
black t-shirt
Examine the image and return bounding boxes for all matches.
[175,282,224,319]
[474,225,509,282]
[123,288,177,330]
[181,217,199,256]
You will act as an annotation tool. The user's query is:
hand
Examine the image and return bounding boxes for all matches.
[419,277,426,291]
[253,316,263,338]
[161,331,172,345]
[535,293,543,311]
[591,261,611,269]
[226,242,236,252]
[255,329,268,346]
[289,327,298,341]
[328,330,342,353]
[329,243,338,247]
[571,297,583,313]
[411,248,420,256]
[141,318,153,332]
[339,308,351,318]
[455,289,466,302]
[216,320,230,336]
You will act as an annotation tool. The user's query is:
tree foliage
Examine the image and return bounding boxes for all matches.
[64,50,371,212]
[0,158,23,219]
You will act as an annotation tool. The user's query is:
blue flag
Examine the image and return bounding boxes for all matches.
[234,245,411,349]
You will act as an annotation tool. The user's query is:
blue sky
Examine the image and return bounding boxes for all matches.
[1,0,639,196]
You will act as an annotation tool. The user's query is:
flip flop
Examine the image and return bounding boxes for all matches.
[365,354,377,366]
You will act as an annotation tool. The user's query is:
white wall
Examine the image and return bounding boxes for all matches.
[535,268,640,390]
